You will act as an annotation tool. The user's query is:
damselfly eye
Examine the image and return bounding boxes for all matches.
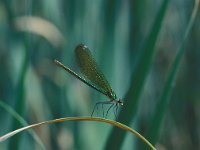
[118,99,123,106]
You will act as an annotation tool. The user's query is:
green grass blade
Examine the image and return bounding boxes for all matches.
[144,0,200,147]
[8,44,28,150]
[105,0,169,149]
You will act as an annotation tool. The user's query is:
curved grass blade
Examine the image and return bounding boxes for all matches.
[0,117,156,150]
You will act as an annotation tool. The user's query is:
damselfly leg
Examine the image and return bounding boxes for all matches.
[91,100,119,118]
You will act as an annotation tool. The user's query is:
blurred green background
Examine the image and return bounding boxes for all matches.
[0,0,199,150]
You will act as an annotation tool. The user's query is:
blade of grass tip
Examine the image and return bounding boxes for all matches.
[143,0,200,148]
[105,0,169,149]
[0,117,156,150]
[0,100,46,150]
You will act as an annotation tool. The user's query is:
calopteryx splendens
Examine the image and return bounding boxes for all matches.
[54,44,123,117]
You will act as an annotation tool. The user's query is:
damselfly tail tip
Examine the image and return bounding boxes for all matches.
[54,59,58,63]
[54,59,61,65]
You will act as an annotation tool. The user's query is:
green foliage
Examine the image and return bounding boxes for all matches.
[0,0,199,150]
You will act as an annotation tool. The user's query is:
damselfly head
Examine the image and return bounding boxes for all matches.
[117,99,123,106]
